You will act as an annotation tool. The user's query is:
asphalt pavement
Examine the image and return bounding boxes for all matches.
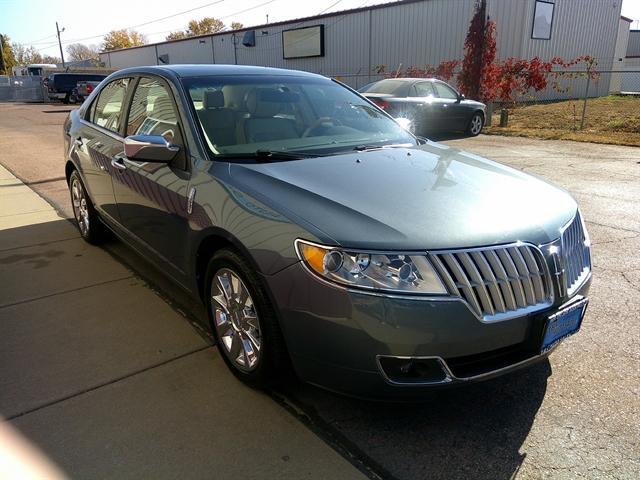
[0,103,638,480]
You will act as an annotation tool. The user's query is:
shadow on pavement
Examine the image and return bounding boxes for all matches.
[284,362,550,480]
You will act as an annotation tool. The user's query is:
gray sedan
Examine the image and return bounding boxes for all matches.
[63,65,590,399]
[359,78,486,137]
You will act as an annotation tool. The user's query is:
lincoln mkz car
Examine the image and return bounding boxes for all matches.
[359,78,486,137]
[63,65,591,399]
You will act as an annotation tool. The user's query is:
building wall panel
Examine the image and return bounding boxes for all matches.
[100,0,626,97]
[157,37,214,64]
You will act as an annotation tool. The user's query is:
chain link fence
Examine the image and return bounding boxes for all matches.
[0,76,46,102]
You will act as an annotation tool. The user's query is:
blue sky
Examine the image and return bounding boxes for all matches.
[1,0,639,56]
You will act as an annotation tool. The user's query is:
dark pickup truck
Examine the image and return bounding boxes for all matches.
[46,73,107,104]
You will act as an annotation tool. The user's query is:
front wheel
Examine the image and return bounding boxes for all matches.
[69,170,105,244]
[205,249,289,389]
[467,112,484,136]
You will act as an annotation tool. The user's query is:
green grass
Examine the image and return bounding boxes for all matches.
[484,95,640,147]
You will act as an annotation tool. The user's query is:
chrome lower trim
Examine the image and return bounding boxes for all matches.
[376,343,559,387]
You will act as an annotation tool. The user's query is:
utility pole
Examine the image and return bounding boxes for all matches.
[56,22,65,68]
[0,35,6,74]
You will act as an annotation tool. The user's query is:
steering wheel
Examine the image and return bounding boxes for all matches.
[302,117,338,138]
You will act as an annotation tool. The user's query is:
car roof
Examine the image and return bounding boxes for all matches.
[376,77,438,83]
[113,64,326,79]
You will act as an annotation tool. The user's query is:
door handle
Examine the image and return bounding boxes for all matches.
[111,155,127,171]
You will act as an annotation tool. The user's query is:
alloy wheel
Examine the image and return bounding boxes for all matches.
[470,114,483,135]
[71,178,90,237]
[211,268,262,372]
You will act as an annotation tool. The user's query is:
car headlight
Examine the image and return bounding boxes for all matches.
[295,240,447,295]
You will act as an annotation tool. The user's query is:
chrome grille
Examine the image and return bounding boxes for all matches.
[430,244,552,320]
[561,212,591,296]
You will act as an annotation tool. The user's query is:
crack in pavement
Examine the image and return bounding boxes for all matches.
[6,345,213,422]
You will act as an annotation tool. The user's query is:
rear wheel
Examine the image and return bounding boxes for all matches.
[467,112,484,136]
[69,170,105,244]
[205,249,289,389]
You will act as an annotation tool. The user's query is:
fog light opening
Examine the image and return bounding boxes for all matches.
[378,356,449,384]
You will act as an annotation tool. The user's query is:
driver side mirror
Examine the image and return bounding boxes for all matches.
[124,135,180,163]
[457,93,465,102]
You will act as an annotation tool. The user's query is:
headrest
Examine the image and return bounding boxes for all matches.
[203,90,225,109]
[245,88,279,117]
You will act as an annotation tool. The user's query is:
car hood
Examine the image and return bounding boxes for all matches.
[227,142,577,250]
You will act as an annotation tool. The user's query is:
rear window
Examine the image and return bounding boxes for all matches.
[359,80,408,95]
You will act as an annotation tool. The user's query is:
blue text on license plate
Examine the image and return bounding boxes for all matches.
[542,298,588,352]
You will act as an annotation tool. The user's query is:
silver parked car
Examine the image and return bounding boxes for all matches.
[63,65,591,399]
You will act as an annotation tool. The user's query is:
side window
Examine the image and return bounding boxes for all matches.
[411,82,435,97]
[92,78,129,133]
[127,77,181,145]
[433,82,459,100]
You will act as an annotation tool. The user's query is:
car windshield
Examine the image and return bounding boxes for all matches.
[182,75,416,158]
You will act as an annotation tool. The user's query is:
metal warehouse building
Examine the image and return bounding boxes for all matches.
[100,0,629,96]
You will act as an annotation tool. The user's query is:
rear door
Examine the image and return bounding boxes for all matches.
[111,75,192,275]
[75,77,132,222]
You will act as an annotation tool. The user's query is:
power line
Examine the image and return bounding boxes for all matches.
[218,0,279,20]
[41,0,230,47]
[317,0,344,15]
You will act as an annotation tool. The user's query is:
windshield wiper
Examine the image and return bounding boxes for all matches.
[213,149,323,162]
[254,149,321,160]
[353,143,414,152]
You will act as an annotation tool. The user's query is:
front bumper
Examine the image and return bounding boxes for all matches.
[265,262,591,399]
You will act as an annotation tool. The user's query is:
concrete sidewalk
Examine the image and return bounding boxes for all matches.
[0,164,364,479]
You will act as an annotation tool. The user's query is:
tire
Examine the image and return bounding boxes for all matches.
[68,170,106,244]
[467,111,484,136]
[62,94,70,104]
[205,248,289,389]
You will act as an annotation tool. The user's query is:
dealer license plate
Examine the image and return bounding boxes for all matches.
[541,298,588,352]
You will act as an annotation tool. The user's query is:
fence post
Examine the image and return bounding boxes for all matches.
[485,101,493,126]
[580,74,590,130]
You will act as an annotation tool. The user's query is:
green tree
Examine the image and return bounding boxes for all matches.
[0,34,17,74]
[230,22,244,30]
[166,30,188,41]
[166,17,227,40]
[102,29,146,51]
[12,44,43,65]
[66,43,99,62]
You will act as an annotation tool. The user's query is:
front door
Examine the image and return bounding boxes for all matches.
[76,77,131,222]
[432,81,467,131]
[111,76,192,275]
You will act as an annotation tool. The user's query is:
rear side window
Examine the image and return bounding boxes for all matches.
[126,77,181,144]
[92,78,130,134]
[411,82,435,97]
[433,82,458,100]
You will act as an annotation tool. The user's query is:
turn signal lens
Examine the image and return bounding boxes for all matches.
[297,242,327,274]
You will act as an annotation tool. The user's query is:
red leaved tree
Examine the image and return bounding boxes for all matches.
[458,0,497,102]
